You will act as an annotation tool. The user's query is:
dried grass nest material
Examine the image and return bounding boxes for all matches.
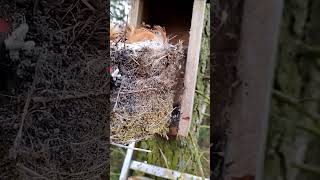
[110,41,184,144]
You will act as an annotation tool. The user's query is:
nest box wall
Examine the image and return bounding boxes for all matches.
[129,0,207,137]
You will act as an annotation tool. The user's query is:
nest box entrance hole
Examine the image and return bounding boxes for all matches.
[130,0,194,46]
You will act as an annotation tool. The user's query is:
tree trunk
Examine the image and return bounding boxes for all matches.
[265,0,320,179]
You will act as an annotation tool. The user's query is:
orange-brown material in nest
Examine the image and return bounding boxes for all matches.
[110,23,169,48]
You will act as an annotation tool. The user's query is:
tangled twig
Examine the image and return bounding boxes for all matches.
[110,40,184,144]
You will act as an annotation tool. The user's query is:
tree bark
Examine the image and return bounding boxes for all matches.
[265,0,320,179]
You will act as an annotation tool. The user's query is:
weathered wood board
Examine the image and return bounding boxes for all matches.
[178,0,207,137]
[223,0,283,179]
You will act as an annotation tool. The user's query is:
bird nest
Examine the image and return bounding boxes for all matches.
[110,41,184,144]
[0,0,108,179]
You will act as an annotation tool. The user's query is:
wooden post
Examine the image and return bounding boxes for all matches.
[178,0,207,137]
[224,0,283,179]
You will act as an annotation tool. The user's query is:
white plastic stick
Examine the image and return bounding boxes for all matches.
[119,142,135,180]
[111,142,152,153]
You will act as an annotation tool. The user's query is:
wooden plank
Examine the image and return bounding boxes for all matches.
[129,0,144,27]
[178,0,207,137]
[224,0,283,179]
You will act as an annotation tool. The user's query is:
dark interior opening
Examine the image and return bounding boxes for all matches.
[141,0,194,46]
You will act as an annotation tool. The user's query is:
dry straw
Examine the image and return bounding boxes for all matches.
[110,39,184,144]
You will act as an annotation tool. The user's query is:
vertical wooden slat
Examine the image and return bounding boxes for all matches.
[129,0,144,27]
[178,0,207,137]
[224,0,283,179]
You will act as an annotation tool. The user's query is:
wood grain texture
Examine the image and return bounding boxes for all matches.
[178,0,207,137]
[129,0,144,27]
[224,0,283,179]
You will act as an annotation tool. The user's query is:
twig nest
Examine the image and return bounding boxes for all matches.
[110,40,184,144]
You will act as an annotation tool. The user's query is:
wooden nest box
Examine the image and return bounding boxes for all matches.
[128,0,207,137]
